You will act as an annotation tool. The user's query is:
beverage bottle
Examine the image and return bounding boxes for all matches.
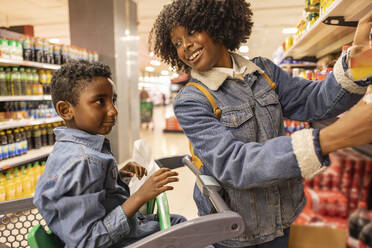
[0,67,7,96]
[34,161,42,183]
[40,124,47,146]
[8,39,17,60]
[19,67,27,95]
[26,163,36,191]
[349,28,372,81]
[53,44,62,65]
[20,165,32,197]
[359,221,372,248]
[14,128,22,156]
[32,69,41,95]
[39,69,47,95]
[16,41,23,61]
[19,128,27,154]
[33,37,43,63]
[347,201,371,248]
[22,36,33,61]
[32,125,42,149]
[13,168,23,199]
[25,126,32,149]
[0,130,9,160]
[46,70,52,95]
[6,129,15,158]
[47,123,54,145]
[0,176,6,201]
[5,171,16,201]
[11,67,21,96]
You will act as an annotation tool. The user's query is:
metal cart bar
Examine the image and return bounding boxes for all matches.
[127,155,245,248]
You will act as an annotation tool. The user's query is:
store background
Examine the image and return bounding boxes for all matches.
[0,0,371,248]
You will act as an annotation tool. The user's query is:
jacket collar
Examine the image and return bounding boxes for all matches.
[54,127,108,152]
[190,52,264,91]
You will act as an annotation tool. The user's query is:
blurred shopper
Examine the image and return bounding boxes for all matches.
[149,0,372,247]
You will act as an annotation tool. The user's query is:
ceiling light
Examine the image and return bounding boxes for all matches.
[49,38,60,44]
[145,66,155,72]
[149,52,154,57]
[161,70,169,76]
[239,46,249,53]
[150,60,161,66]
[172,73,179,78]
[282,28,297,34]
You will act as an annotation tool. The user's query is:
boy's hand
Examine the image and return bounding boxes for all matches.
[119,161,147,179]
[122,168,179,218]
[134,168,179,204]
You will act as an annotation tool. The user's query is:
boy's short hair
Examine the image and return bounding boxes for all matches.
[51,60,112,107]
[149,0,254,73]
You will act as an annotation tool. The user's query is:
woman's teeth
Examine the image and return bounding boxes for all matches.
[188,50,201,61]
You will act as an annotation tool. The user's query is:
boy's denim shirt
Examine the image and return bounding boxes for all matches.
[34,127,161,248]
[173,53,366,247]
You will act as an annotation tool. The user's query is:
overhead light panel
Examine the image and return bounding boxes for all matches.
[150,60,161,66]
[145,66,155,72]
[239,46,249,53]
[282,28,297,34]
[161,70,169,76]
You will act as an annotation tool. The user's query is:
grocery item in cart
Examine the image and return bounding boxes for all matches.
[359,222,372,248]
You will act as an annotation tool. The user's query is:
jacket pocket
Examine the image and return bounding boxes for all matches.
[220,103,257,142]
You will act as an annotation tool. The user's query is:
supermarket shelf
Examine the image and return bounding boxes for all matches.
[312,118,372,159]
[280,63,317,68]
[282,0,372,60]
[0,116,63,130]
[0,57,60,70]
[0,95,51,102]
[0,145,53,171]
[163,129,183,133]
[0,196,34,214]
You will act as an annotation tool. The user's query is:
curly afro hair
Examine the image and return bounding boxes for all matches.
[51,60,111,107]
[149,0,253,73]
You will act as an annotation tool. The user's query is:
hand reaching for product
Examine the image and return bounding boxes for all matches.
[121,168,179,217]
[320,87,372,155]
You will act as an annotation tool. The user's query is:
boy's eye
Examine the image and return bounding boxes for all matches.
[95,98,105,105]
[113,97,117,105]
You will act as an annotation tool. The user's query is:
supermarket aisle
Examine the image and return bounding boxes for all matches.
[140,104,198,220]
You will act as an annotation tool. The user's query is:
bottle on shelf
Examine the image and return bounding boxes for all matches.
[5,170,16,201]
[0,67,7,96]
[6,129,15,158]
[31,68,42,95]
[347,201,371,248]
[19,67,27,96]
[0,130,9,160]
[14,128,22,156]
[25,68,33,96]
[13,167,23,199]
[21,165,33,197]
[0,175,5,201]
[22,35,33,61]
[26,163,36,191]
[32,125,41,149]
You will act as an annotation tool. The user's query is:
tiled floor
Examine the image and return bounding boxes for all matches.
[139,104,198,220]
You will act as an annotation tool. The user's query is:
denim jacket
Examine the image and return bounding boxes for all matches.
[34,127,161,248]
[173,53,366,247]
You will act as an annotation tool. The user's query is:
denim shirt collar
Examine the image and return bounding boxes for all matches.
[54,127,108,152]
[190,52,264,91]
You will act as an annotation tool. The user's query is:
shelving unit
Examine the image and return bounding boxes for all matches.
[0,57,60,70]
[282,0,372,60]
[0,95,52,102]
[280,63,317,68]
[0,116,63,130]
[0,145,53,170]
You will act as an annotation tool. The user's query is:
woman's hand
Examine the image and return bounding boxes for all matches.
[350,12,372,58]
[320,86,372,155]
[119,161,147,179]
[121,168,178,217]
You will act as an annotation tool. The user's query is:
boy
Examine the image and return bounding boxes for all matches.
[34,60,185,247]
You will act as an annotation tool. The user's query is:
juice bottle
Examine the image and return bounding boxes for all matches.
[19,67,27,95]
[34,161,42,183]
[31,69,41,95]
[350,28,372,81]
[26,163,36,191]
[32,125,42,149]
[6,129,15,158]
[13,168,23,199]
[0,130,9,160]
[0,176,6,201]
[25,68,33,95]
[11,67,21,96]
[5,171,16,201]
[0,67,7,96]
[5,67,11,96]
[39,69,47,95]
[21,165,33,197]
[14,128,22,156]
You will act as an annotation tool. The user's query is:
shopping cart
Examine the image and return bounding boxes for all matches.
[0,155,244,248]
[140,101,154,129]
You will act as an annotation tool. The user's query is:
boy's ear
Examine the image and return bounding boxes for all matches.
[55,101,74,121]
